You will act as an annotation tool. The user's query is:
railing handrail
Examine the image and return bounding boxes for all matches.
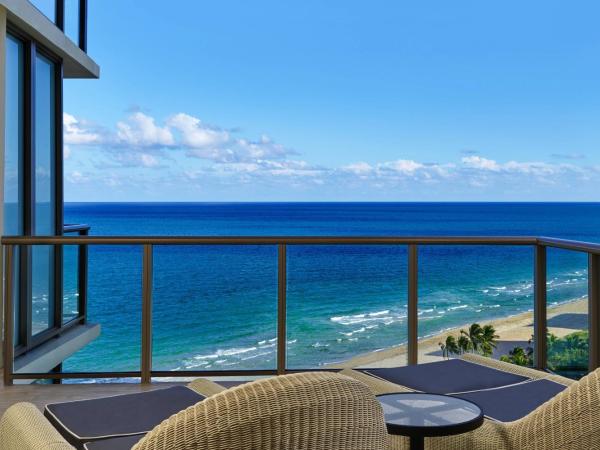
[1,235,539,245]
[3,233,600,385]
[5,234,600,254]
[63,223,91,233]
[537,237,600,255]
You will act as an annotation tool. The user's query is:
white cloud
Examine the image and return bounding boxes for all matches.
[167,113,229,149]
[341,160,452,182]
[462,156,571,177]
[63,113,102,145]
[64,110,600,200]
[66,170,89,184]
[342,162,373,175]
[116,112,175,148]
[235,136,293,160]
[381,159,424,174]
[462,156,501,171]
[211,159,326,178]
[65,111,294,167]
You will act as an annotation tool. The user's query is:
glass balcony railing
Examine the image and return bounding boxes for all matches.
[7,224,89,365]
[29,0,88,52]
[1,234,599,385]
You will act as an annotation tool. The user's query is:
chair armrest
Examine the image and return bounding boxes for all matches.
[0,402,74,450]
[187,378,227,397]
[340,368,413,394]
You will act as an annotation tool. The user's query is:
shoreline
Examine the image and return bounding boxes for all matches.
[327,296,588,369]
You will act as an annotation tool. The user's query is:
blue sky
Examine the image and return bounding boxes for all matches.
[63,0,600,201]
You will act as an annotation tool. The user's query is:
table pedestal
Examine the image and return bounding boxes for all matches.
[410,436,424,450]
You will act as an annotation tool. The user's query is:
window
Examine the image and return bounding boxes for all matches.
[5,35,24,342]
[5,28,65,351]
[64,0,80,46]
[31,53,57,335]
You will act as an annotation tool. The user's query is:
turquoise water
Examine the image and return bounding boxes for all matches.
[60,203,597,374]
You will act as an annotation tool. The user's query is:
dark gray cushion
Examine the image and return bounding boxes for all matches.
[453,379,566,422]
[45,386,203,449]
[362,359,529,394]
[83,434,144,450]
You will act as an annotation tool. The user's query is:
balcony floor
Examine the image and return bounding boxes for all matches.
[0,382,184,416]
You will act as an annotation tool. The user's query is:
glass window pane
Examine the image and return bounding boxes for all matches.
[151,245,277,373]
[5,35,24,343]
[287,245,408,370]
[547,248,589,379]
[65,0,80,44]
[63,244,79,323]
[32,54,56,335]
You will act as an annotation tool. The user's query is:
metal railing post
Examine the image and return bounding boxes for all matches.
[78,228,89,323]
[277,244,287,375]
[3,245,15,386]
[408,244,418,365]
[534,244,547,370]
[588,254,600,371]
[141,245,153,383]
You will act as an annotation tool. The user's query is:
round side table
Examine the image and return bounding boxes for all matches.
[377,392,484,450]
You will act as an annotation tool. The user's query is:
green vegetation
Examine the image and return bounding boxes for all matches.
[439,323,499,358]
[499,346,533,366]
[439,322,588,379]
[499,331,588,374]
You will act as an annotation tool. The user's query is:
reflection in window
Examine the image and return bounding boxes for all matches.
[63,245,79,323]
[5,35,24,342]
[32,54,56,335]
[65,0,80,45]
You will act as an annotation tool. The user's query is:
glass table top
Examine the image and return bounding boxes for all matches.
[377,393,482,428]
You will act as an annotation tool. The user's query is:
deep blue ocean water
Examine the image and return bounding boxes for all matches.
[60,203,599,374]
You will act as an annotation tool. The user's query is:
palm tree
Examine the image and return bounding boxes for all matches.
[480,324,499,357]
[460,323,483,352]
[500,346,531,366]
[439,342,446,358]
[439,335,459,358]
[447,335,459,356]
[457,335,471,354]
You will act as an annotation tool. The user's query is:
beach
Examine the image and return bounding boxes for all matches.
[329,297,588,369]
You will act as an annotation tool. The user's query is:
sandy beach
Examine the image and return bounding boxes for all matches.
[328,297,589,369]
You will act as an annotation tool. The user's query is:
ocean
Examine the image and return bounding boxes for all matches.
[59,202,599,375]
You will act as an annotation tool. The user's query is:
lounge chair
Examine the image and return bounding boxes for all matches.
[342,354,600,450]
[0,372,387,450]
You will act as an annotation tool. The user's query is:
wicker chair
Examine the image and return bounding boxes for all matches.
[342,354,600,450]
[0,372,387,450]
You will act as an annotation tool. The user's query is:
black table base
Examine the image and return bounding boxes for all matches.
[410,435,424,450]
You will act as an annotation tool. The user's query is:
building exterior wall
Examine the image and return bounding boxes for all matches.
[0,6,7,370]
[0,0,98,78]
[0,1,98,376]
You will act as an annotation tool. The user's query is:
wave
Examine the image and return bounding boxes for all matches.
[330,309,393,324]
[447,304,468,311]
[193,346,258,360]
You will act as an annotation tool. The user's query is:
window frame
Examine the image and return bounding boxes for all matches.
[6,25,72,357]
[49,0,89,52]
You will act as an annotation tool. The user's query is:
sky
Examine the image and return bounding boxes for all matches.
[63,0,600,202]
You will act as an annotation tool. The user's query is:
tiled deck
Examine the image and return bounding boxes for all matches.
[0,379,250,416]
[0,382,183,416]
